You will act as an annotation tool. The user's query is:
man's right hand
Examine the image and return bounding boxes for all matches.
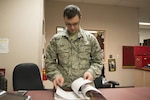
[53,77,64,89]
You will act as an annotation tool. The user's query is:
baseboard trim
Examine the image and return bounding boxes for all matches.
[116,86,134,88]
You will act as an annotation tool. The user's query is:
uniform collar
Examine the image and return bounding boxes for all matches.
[62,27,84,39]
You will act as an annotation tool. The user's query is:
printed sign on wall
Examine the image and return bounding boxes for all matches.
[108,59,116,72]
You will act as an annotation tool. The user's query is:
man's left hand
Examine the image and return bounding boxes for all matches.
[83,72,93,81]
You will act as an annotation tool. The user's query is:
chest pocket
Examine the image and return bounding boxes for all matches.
[57,42,69,65]
[79,41,91,59]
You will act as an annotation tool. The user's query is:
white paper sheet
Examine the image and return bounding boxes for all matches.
[55,87,81,100]
[71,77,91,99]
[54,77,105,100]
[0,38,9,53]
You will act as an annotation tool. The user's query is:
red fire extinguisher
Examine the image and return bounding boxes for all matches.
[42,68,47,80]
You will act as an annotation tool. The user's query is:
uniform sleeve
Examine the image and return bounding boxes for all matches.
[87,35,103,80]
[45,37,62,82]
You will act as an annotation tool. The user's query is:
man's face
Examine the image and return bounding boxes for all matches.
[64,15,80,34]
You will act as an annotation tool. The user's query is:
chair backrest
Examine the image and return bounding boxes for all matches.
[13,63,44,91]
[94,65,119,88]
[94,65,105,88]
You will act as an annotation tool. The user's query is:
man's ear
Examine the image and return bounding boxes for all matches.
[80,16,82,19]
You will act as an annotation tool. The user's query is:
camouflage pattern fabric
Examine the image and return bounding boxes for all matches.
[45,28,103,89]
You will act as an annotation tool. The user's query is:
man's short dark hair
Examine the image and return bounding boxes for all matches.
[63,4,81,19]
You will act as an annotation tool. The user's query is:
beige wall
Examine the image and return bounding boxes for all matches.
[0,0,44,91]
[45,1,139,87]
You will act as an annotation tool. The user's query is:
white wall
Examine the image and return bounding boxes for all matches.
[45,0,139,87]
[0,0,44,91]
[139,29,150,44]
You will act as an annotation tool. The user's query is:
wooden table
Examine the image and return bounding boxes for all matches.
[101,87,150,100]
[26,87,150,100]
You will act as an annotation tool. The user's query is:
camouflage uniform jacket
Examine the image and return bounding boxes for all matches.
[45,28,103,89]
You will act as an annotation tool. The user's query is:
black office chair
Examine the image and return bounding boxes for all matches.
[13,63,44,91]
[94,65,119,88]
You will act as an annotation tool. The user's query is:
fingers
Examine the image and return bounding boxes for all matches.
[83,72,93,81]
[53,72,93,90]
[53,80,57,89]
[53,77,64,89]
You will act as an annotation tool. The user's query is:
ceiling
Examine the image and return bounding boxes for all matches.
[56,0,150,29]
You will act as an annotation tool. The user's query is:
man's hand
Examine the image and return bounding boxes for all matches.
[83,72,93,81]
[53,77,64,89]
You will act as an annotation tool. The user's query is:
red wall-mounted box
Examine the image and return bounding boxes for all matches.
[122,46,134,66]
[135,56,150,68]
[123,46,150,67]
[134,46,150,56]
